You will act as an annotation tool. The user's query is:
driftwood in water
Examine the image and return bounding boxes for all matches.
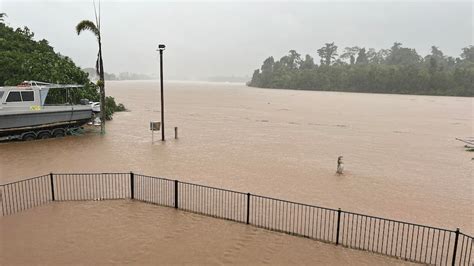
[456,138,474,145]
[456,138,474,152]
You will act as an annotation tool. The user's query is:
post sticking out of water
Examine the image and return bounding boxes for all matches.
[157,44,166,142]
[174,180,179,209]
[452,228,460,266]
[246,193,251,224]
[130,172,135,200]
[50,173,55,201]
[337,156,344,175]
[336,208,341,245]
[174,127,178,139]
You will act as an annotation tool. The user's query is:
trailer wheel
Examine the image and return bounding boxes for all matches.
[37,131,51,139]
[52,129,65,138]
[22,133,36,141]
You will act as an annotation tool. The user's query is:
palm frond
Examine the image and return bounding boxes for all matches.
[76,20,100,39]
[93,0,101,31]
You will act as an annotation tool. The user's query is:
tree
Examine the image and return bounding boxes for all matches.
[76,4,106,134]
[279,55,291,69]
[261,56,274,74]
[366,48,380,64]
[287,50,302,69]
[374,49,390,64]
[341,46,360,65]
[356,48,368,64]
[248,69,261,87]
[0,13,6,22]
[460,45,474,63]
[431,46,444,58]
[317,42,338,65]
[300,54,316,70]
[386,42,421,65]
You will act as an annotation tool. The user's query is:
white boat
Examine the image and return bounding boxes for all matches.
[0,81,95,140]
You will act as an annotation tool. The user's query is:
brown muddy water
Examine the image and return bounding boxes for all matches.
[0,200,415,265]
[0,81,472,264]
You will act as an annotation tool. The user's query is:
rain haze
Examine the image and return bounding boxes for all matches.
[1,1,474,265]
[1,0,472,80]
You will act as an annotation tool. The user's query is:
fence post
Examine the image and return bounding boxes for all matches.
[50,173,55,201]
[336,208,341,245]
[452,228,460,266]
[246,193,251,224]
[130,172,134,199]
[174,180,179,209]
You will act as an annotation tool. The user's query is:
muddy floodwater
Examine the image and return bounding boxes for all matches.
[0,200,416,265]
[0,81,472,263]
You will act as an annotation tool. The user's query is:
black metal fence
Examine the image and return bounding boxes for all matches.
[0,172,472,266]
[0,174,52,216]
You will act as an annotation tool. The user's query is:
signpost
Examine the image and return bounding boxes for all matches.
[150,121,160,143]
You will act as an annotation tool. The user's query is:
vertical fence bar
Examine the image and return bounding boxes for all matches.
[130,172,134,199]
[336,208,341,245]
[50,173,55,201]
[246,193,251,224]
[174,180,178,209]
[452,228,460,266]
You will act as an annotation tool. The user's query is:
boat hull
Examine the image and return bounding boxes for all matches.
[0,106,93,136]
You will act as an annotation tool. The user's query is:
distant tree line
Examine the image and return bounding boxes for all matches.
[248,43,473,96]
[83,68,155,81]
[207,76,250,83]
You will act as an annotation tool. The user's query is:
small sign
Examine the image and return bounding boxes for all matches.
[150,121,160,131]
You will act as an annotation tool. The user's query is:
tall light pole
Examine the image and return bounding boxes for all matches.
[158,44,166,141]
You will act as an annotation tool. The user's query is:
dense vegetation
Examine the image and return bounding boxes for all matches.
[249,43,473,96]
[0,19,125,119]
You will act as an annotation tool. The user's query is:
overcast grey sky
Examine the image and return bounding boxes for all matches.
[1,0,472,80]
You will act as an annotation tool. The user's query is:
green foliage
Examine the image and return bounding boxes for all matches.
[0,23,97,95]
[76,20,100,40]
[76,19,102,79]
[317,42,338,65]
[248,43,474,97]
[0,22,126,118]
[105,96,126,120]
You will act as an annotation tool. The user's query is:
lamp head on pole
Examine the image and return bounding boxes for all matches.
[157,44,166,51]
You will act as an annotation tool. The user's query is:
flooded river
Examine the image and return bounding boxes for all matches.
[0,81,472,263]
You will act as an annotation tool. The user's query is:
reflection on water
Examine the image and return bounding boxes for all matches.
[0,200,416,265]
[0,81,472,234]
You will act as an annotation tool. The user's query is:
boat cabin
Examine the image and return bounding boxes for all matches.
[0,81,84,110]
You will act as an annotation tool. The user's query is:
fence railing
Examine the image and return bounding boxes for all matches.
[0,172,472,266]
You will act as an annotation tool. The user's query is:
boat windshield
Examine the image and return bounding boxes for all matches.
[43,87,87,106]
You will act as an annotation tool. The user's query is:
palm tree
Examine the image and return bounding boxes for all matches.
[75,4,106,134]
